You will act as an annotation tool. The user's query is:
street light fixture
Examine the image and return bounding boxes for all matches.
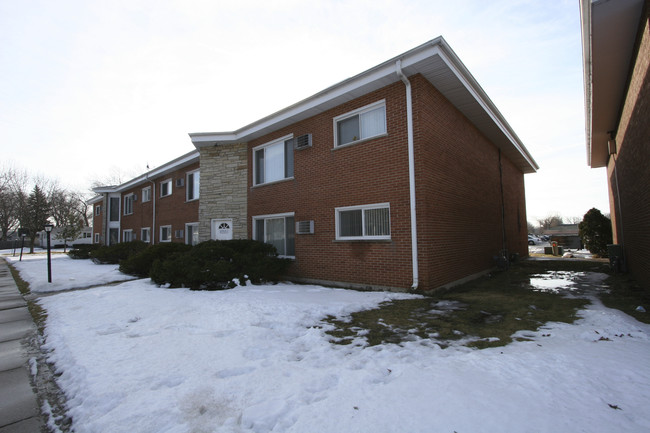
[44,224,54,283]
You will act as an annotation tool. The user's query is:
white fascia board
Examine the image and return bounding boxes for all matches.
[93,150,199,194]
[580,0,594,166]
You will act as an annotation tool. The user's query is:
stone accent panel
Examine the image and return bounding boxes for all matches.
[198,143,248,241]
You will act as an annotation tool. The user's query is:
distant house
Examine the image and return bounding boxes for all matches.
[580,0,649,285]
[190,37,538,292]
[544,224,582,250]
[37,227,93,248]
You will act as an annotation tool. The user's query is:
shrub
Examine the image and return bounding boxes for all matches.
[90,241,149,264]
[119,242,192,277]
[150,239,292,290]
[68,244,100,260]
[579,208,613,257]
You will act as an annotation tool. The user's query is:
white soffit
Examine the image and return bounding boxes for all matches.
[584,0,645,168]
[190,37,538,173]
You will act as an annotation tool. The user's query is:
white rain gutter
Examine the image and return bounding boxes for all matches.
[396,60,419,290]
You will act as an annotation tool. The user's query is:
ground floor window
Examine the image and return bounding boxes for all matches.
[186,223,199,245]
[141,227,150,243]
[109,228,119,245]
[253,213,295,257]
[160,225,172,242]
[123,230,134,242]
[335,203,391,240]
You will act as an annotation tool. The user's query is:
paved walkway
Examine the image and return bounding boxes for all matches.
[0,258,44,432]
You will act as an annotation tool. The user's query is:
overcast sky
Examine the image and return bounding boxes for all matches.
[0,0,609,224]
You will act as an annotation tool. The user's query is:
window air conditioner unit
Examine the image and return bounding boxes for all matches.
[175,229,184,239]
[294,134,312,150]
[296,220,314,234]
[176,178,184,187]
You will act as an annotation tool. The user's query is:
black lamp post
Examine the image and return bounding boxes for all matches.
[44,224,54,283]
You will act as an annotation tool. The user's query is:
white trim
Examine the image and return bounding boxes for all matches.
[159,225,172,242]
[123,229,134,242]
[335,203,391,240]
[252,212,296,258]
[186,169,200,202]
[160,179,172,197]
[185,222,199,245]
[141,186,152,203]
[123,193,135,216]
[333,100,387,148]
[141,227,151,243]
[252,134,294,186]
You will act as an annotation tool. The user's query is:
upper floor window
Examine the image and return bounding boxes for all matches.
[124,194,135,215]
[335,203,391,240]
[95,205,101,216]
[142,186,151,203]
[109,197,120,222]
[160,179,172,197]
[334,100,386,147]
[253,135,294,186]
[187,170,200,201]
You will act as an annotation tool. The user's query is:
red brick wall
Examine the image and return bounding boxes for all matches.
[609,9,650,288]
[119,161,200,243]
[92,202,103,243]
[247,75,529,291]
[411,74,527,289]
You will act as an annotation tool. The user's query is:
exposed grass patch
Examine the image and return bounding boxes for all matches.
[325,260,606,349]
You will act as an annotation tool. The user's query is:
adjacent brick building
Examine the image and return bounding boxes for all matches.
[581,0,649,288]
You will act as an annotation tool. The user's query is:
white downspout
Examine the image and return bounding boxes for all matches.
[396,60,419,290]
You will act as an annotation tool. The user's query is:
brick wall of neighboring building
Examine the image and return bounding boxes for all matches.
[247,75,528,291]
[92,201,104,243]
[609,8,650,288]
[198,143,248,242]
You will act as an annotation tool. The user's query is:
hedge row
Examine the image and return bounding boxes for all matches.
[71,240,291,290]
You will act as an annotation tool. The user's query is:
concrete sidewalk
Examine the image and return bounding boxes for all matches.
[0,259,44,432]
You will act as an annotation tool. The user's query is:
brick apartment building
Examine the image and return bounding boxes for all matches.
[189,37,538,292]
[92,37,538,292]
[581,0,650,288]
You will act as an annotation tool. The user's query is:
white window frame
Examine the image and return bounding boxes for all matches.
[123,194,135,216]
[252,134,294,186]
[142,186,152,203]
[160,179,172,197]
[186,170,200,201]
[335,203,391,240]
[160,225,172,242]
[185,222,199,245]
[333,100,387,148]
[252,212,295,258]
[94,233,100,243]
[141,227,150,243]
[123,229,134,242]
[95,205,101,216]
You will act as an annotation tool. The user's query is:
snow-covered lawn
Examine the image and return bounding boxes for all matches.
[6,253,650,432]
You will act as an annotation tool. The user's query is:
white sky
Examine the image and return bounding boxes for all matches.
[0,0,609,224]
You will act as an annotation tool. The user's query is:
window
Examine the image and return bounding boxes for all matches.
[160,225,172,242]
[109,228,119,245]
[124,194,134,215]
[335,203,391,240]
[187,170,200,201]
[253,135,294,186]
[185,223,199,245]
[334,100,386,147]
[95,205,101,216]
[94,233,100,243]
[141,227,150,243]
[253,213,295,257]
[123,230,134,242]
[142,186,151,203]
[160,179,172,197]
[109,197,120,222]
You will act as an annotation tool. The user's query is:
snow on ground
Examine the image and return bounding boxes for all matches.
[8,254,650,432]
[4,252,134,293]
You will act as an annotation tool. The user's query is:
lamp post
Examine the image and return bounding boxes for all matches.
[44,224,54,283]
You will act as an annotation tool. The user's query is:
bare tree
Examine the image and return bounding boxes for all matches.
[537,214,563,231]
[0,165,28,240]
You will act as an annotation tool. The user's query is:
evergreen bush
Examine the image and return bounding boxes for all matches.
[579,208,613,257]
[119,242,192,277]
[150,240,291,290]
[68,244,100,260]
[90,241,149,264]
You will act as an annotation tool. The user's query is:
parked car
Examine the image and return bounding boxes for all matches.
[528,235,537,245]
